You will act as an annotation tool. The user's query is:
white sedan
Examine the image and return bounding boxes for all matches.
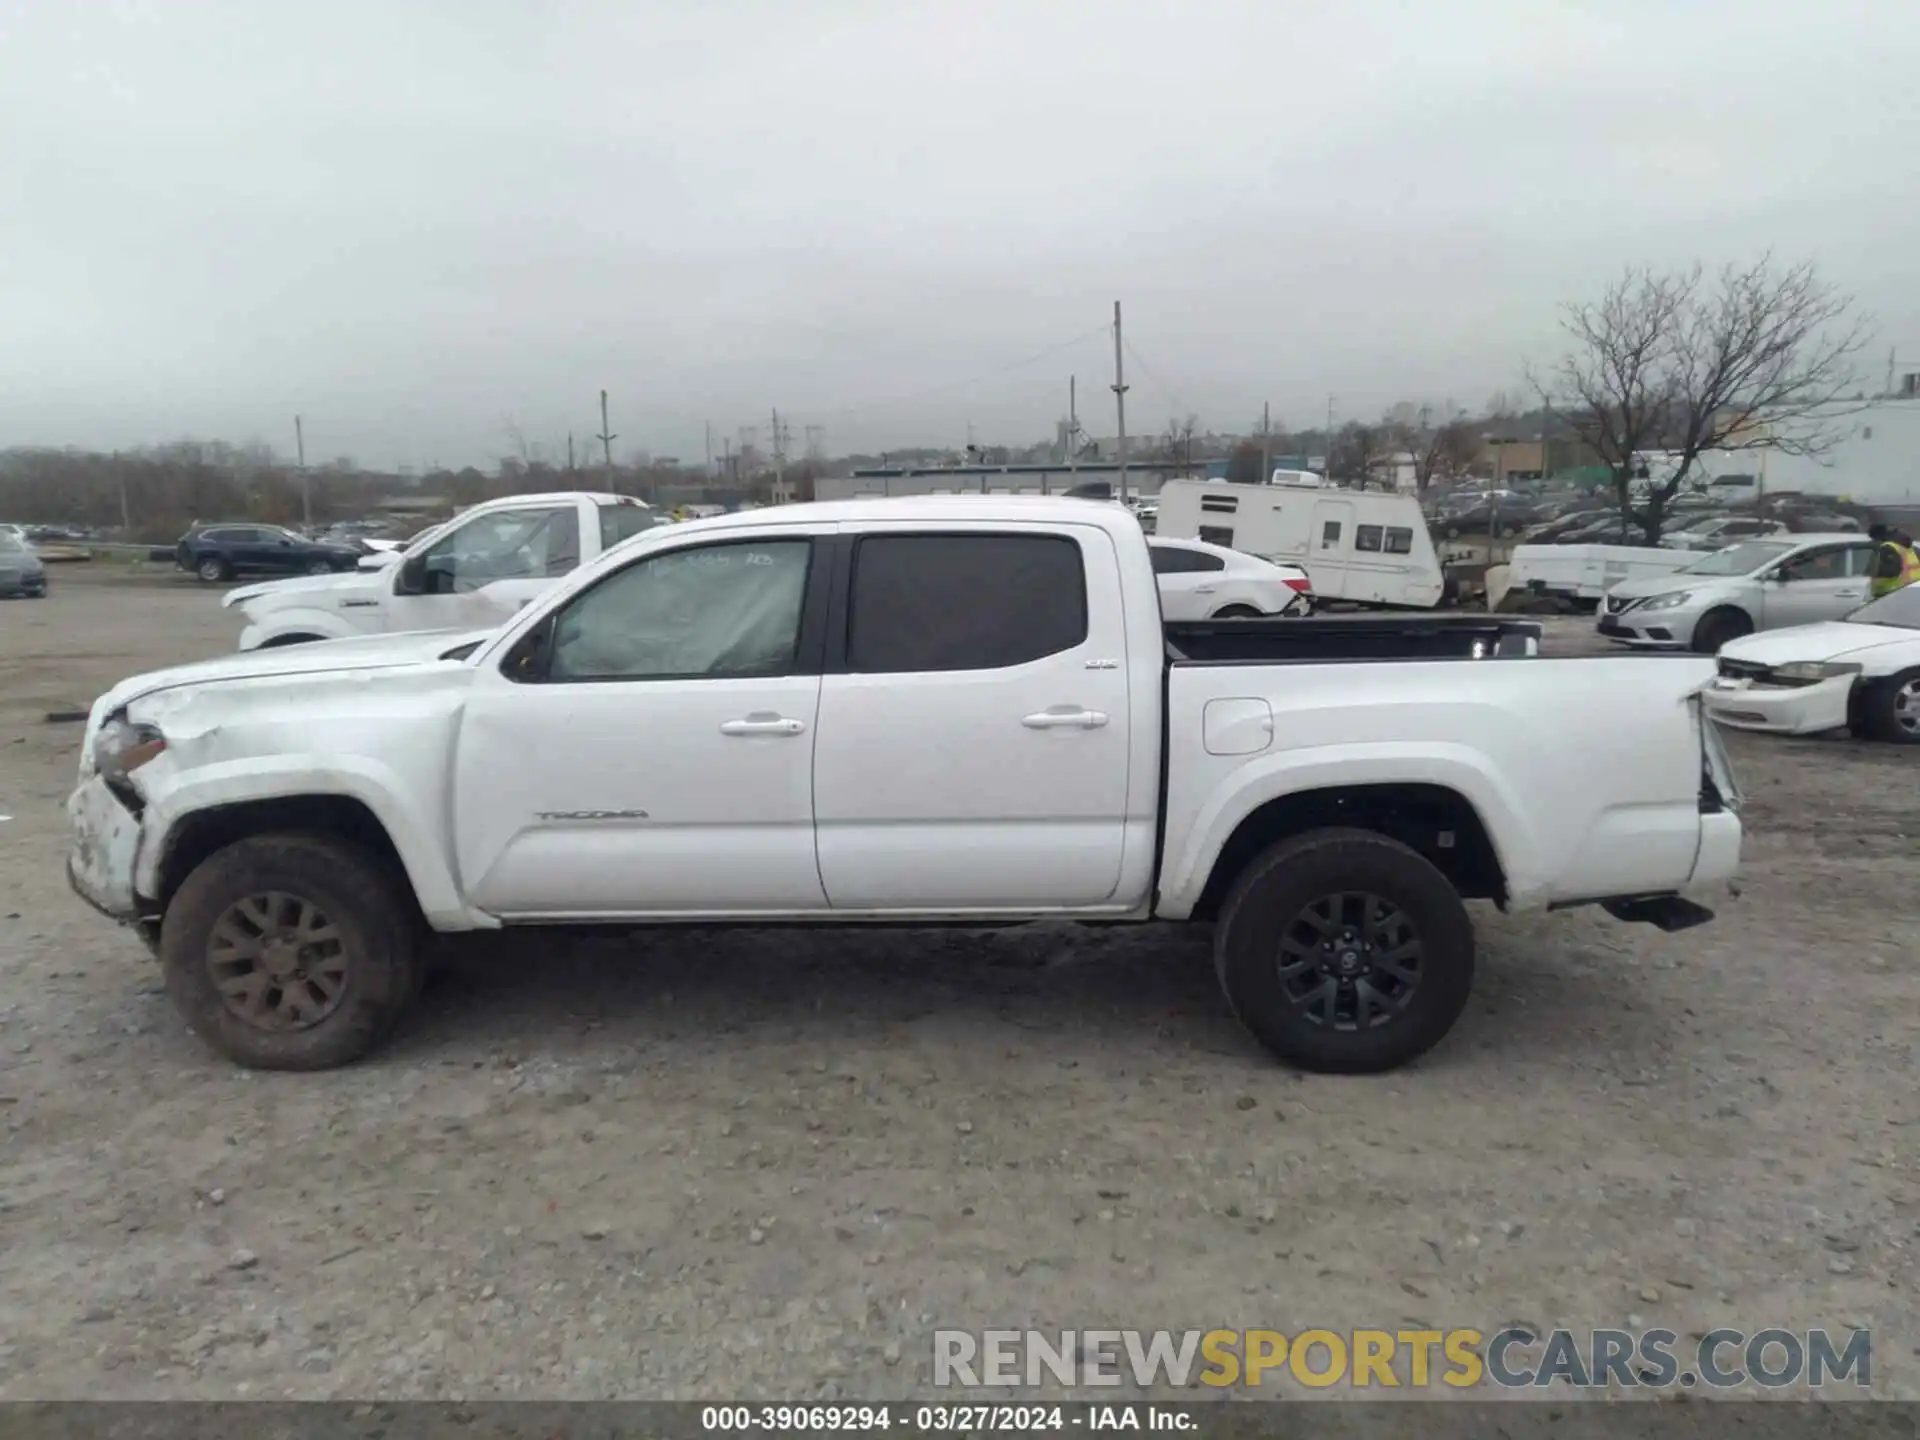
[1148,536,1313,620]
[1701,583,1920,743]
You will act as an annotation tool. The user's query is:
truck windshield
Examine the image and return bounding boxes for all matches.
[1677,540,1795,576]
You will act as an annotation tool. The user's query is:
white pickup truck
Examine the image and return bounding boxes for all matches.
[68,497,1743,1075]
[223,491,660,650]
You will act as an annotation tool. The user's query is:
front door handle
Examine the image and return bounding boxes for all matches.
[1022,707,1109,730]
[1192,586,1215,595]
[720,714,807,737]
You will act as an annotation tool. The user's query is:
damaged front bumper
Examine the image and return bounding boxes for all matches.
[1702,672,1855,736]
[66,773,145,921]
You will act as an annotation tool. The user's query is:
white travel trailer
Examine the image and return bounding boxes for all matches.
[1154,477,1446,607]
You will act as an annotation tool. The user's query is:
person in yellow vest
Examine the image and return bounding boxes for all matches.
[1867,524,1920,598]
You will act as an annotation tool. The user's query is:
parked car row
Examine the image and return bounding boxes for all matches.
[1586,529,1919,746]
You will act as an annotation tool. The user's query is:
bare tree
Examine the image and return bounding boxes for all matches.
[1159,413,1199,469]
[1540,258,1869,540]
[1657,256,1871,529]
[1391,418,1482,495]
[1535,266,1688,529]
[1329,421,1384,488]
[1224,441,1264,485]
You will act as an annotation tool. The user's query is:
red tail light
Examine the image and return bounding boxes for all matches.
[1283,577,1312,593]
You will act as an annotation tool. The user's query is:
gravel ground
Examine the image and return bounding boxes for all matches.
[0,567,1916,1402]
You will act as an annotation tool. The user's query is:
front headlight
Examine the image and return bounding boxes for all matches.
[1771,661,1863,682]
[95,715,168,785]
[1638,590,1694,611]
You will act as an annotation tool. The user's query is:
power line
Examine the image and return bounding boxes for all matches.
[1121,336,1193,420]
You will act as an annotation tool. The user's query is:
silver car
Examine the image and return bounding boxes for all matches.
[0,532,47,599]
[1596,533,1873,653]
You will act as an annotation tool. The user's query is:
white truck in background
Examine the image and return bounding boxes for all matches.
[70,497,1741,1077]
[1155,478,1446,608]
[222,492,659,650]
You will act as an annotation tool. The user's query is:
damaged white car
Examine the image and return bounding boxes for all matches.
[1702,584,1920,742]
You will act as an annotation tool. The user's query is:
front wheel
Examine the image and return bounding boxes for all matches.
[1691,607,1753,654]
[1865,667,1920,745]
[159,833,422,1070]
[306,559,333,576]
[1213,828,1474,1073]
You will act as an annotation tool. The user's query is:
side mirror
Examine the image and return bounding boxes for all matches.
[502,614,556,683]
[395,553,430,595]
[278,538,291,546]
[1768,570,1791,584]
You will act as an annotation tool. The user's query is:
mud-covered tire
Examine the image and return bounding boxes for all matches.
[1864,667,1920,745]
[159,833,421,1070]
[1691,607,1753,654]
[1213,827,1475,1074]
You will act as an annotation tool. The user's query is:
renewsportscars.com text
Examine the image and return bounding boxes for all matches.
[934,1327,1871,1391]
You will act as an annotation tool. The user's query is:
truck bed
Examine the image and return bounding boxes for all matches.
[1165,615,1542,664]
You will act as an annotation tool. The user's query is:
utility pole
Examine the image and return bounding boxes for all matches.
[704,421,713,474]
[721,436,735,487]
[1260,401,1271,485]
[294,415,309,527]
[566,434,575,473]
[597,389,618,492]
[114,450,130,532]
[1068,375,1079,471]
[770,407,789,502]
[1111,301,1130,503]
[1325,397,1335,480]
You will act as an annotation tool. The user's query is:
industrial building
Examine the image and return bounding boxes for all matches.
[1741,394,1920,504]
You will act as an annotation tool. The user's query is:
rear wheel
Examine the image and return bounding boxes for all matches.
[1213,828,1475,1073]
[159,833,422,1070]
[196,556,232,583]
[1211,604,1264,619]
[1691,607,1753,654]
[1865,667,1920,745]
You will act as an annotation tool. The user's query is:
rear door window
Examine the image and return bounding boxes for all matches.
[599,504,660,549]
[847,534,1087,673]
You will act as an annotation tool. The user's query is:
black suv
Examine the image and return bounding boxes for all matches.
[175,524,363,583]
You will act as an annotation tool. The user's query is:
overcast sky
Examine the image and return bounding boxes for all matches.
[4,0,1916,469]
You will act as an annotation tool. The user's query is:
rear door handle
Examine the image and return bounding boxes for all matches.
[720,714,807,737]
[1022,707,1109,730]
